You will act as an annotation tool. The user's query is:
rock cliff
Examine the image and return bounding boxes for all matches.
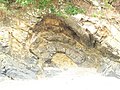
[0,0,120,80]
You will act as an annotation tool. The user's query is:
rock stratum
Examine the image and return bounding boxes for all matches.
[0,12,120,80]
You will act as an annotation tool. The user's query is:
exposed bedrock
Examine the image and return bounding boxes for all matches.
[29,14,101,68]
[27,14,120,78]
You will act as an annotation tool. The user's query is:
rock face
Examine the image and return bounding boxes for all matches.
[0,13,120,80]
[28,14,120,78]
[0,52,40,80]
[29,14,96,67]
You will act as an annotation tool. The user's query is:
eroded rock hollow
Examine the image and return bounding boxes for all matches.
[27,14,120,79]
[1,13,120,80]
[28,14,95,68]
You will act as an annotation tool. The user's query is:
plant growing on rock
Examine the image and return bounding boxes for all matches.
[0,0,86,16]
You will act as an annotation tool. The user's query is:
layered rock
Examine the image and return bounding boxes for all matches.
[28,14,97,67]
[1,12,120,79]
[28,14,120,78]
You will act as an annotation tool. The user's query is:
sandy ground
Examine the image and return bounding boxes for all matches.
[0,67,120,90]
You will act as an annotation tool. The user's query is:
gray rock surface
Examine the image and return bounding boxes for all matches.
[0,53,40,80]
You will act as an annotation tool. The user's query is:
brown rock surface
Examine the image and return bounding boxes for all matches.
[29,14,92,68]
[1,9,120,79]
[27,14,120,78]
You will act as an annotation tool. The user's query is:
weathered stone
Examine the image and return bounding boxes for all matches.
[55,43,66,53]
[36,14,120,78]
[46,44,56,53]
[41,52,52,59]
[0,53,40,80]
[98,59,120,78]
[51,53,77,69]
[1,11,120,80]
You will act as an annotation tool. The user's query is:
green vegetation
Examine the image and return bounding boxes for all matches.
[0,0,86,16]
[65,4,86,15]
[16,0,35,6]
[103,0,112,8]
[38,0,52,9]
[92,11,104,18]
[0,0,9,3]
